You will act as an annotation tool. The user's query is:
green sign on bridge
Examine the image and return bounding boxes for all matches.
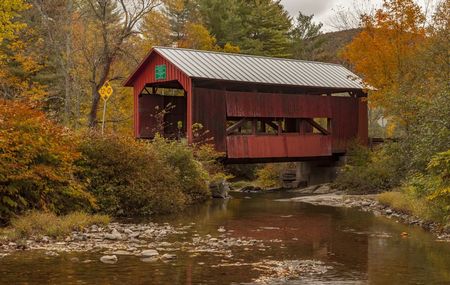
[155,64,167,80]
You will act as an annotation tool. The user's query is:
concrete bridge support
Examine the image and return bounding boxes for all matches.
[281,157,346,188]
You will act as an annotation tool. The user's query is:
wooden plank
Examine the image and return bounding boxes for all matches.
[226,134,332,159]
[357,97,369,145]
[225,91,332,118]
[192,87,227,151]
[252,119,257,135]
[331,96,359,153]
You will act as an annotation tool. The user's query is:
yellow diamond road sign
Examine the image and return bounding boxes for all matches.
[99,81,113,100]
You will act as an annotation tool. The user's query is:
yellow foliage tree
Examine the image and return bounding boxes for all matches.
[0,0,29,43]
[223,42,241,54]
[0,1,47,102]
[140,10,173,51]
[178,23,219,50]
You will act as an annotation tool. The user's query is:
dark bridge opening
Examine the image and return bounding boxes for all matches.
[138,83,187,140]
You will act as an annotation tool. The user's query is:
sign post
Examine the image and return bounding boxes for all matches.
[98,81,113,135]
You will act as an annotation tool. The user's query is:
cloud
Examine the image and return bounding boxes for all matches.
[280,0,334,17]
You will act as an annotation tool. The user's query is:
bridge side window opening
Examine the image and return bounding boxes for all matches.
[226,117,331,136]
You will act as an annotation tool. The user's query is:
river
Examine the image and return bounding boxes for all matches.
[1,192,449,284]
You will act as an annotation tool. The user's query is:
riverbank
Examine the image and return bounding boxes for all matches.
[276,190,450,242]
[0,221,271,257]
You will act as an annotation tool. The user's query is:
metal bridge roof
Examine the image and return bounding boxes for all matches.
[126,46,366,90]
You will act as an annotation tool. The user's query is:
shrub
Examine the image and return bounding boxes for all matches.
[400,150,450,225]
[377,150,450,226]
[76,133,187,216]
[335,143,403,194]
[426,149,450,203]
[152,135,210,204]
[193,143,231,183]
[2,211,109,240]
[226,164,260,180]
[229,180,255,190]
[0,99,95,224]
[255,163,285,189]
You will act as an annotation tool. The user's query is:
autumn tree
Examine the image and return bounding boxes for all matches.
[0,0,29,42]
[27,0,76,124]
[76,0,159,128]
[0,0,47,102]
[140,9,173,50]
[0,99,95,223]
[342,0,449,171]
[341,0,427,127]
[178,23,217,50]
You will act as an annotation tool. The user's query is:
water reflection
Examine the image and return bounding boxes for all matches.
[1,192,449,285]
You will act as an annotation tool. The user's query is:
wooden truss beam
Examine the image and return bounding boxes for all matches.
[305,118,330,135]
[226,118,248,135]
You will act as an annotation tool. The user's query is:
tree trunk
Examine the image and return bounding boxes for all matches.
[89,85,101,128]
[63,0,73,126]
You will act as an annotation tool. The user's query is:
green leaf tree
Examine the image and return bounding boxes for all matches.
[291,12,325,60]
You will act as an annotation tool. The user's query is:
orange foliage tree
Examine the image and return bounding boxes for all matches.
[341,0,427,128]
[0,99,95,223]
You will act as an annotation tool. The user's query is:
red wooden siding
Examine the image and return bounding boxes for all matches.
[227,135,332,159]
[357,98,369,145]
[330,96,359,153]
[192,88,227,152]
[222,90,366,154]
[226,92,332,118]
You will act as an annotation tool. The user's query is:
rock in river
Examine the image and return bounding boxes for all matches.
[104,229,122,240]
[112,250,133,256]
[210,180,230,199]
[100,255,118,264]
[161,253,177,260]
[140,249,159,257]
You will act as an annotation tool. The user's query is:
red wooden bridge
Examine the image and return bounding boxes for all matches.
[124,47,368,162]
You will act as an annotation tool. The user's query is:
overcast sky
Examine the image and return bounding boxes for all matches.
[280,0,438,31]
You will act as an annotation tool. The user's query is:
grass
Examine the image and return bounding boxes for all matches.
[0,211,110,241]
[377,191,436,222]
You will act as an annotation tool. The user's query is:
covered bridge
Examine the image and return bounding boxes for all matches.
[124,47,368,163]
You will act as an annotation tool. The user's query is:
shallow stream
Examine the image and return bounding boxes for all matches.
[1,192,449,284]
